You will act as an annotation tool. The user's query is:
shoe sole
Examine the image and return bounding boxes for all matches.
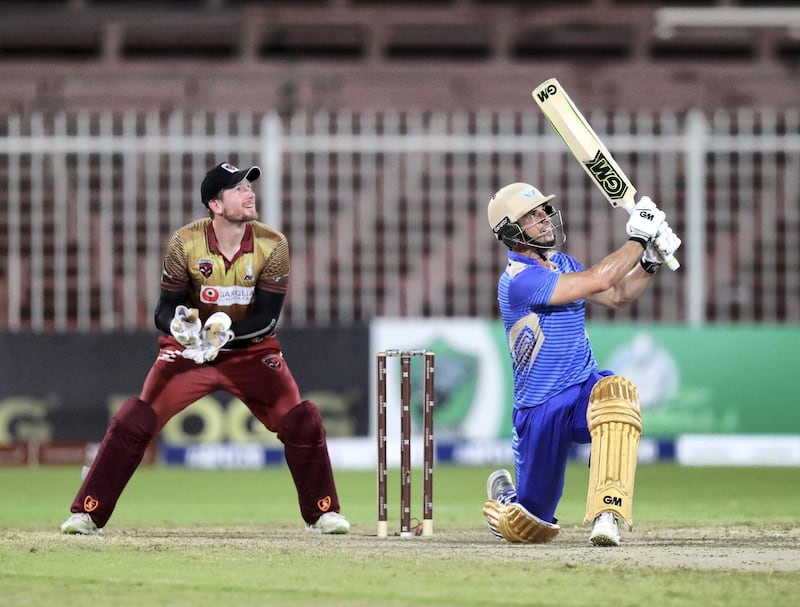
[590,533,619,547]
[307,527,349,535]
[306,523,350,535]
[61,526,102,536]
[322,527,349,535]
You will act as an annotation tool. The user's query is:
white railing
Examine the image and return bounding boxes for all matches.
[1,109,798,331]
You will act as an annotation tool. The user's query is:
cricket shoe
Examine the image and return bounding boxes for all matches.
[60,512,103,535]
[486,469,517,504]
[485,469,517,540]
[589,512,620,546]
[306,511,350,535]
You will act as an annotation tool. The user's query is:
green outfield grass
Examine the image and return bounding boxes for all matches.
[1,463,798,607]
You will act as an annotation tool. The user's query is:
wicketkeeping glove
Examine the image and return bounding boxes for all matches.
[181,312,235,364]
[626,196,666,246]
[170,305,202,348]
[640,222,682,274]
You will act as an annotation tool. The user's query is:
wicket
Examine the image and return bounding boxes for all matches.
[376,349,435,538]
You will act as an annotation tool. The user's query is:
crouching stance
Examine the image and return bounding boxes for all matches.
[483,376,642,545]
[483,182,679,545]
[61,162,349,535]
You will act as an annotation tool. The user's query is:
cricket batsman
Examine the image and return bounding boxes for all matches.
[482,182,680,545]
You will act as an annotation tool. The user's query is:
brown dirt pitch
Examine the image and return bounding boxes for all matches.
[36,523,799,573]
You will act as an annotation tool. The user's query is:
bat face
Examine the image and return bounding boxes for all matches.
[533,78,636,210]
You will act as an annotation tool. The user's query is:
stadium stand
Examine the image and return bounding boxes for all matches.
[1,1,799,328]
[0,1,798,112]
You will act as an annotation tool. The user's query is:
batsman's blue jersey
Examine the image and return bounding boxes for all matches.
[497,250,598,408]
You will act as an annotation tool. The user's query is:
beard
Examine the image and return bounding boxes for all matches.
[220,206,259,223]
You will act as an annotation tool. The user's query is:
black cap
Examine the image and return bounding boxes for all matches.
[201,162,261,206]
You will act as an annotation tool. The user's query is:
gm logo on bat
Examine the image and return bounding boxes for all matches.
[534,82,558,101]
[583,150,629,200]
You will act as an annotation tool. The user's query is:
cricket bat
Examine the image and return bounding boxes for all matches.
[532,78,680,271]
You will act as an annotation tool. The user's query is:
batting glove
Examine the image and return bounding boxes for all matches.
[640,222,682,274]
[626,196,666,246]
[170,305,202,348]
[181,312,235,364]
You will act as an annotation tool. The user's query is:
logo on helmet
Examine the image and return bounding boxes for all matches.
[492,216,510,235]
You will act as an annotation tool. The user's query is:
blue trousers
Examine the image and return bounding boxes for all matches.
[511,369,612,523]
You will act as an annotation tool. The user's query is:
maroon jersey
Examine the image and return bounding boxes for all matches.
[160,218,289,323]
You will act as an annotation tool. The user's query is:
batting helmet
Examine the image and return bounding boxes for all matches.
[487,182,562,249]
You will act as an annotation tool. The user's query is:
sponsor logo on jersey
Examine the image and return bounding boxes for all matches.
[243,260,254,282]
[200,285,254,306]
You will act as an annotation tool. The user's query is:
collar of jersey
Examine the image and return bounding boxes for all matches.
[507,250,541,265]
[206,221,255,260]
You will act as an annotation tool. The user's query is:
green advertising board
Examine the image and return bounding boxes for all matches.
[373,319,799,442]
[587,324,800,437]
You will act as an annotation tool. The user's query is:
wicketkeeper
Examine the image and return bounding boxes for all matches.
[61,162,350,536]
[483,182,680,545]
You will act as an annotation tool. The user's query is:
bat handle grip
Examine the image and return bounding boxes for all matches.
[654,221,681,271]
[621,201,681,271]
[663,253,681,271]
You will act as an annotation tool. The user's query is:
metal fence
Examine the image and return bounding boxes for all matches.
[1,109,798,331]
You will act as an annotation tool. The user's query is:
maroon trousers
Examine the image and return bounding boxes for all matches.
[70,335,341,527]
